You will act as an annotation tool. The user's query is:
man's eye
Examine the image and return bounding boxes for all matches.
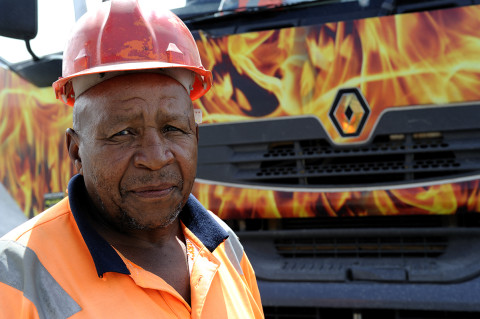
[164,125,182,133]
[113,129,131,137]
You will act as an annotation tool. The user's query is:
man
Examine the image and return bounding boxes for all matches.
[0,1,264,318]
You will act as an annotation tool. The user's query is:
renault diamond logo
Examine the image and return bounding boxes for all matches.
[329,88,370,137]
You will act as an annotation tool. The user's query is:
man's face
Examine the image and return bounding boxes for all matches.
[69,73,198,231]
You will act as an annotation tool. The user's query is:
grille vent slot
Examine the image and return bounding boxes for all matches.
[274,236,448,259]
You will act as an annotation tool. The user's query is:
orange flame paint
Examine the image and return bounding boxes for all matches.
[0,68,74,217]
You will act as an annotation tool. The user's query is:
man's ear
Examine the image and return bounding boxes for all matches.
[66,128,83,175]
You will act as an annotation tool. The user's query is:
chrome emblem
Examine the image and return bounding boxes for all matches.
[329,88,370,137]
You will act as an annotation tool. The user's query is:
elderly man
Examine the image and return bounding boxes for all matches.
[0,1,263,318]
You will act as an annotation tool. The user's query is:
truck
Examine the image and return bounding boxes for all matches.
[1,0,480,317]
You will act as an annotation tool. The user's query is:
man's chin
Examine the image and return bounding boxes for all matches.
[118,205,182,231]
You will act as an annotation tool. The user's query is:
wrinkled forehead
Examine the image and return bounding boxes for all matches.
[73,73,193,126]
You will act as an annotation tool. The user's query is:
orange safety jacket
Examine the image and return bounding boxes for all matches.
[0,175,264,318]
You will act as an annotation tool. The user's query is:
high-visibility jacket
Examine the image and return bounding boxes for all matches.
[0,175,264,318]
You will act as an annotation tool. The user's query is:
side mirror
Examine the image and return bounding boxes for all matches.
[0,0,38,40]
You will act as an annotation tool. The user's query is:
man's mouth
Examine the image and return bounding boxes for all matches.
[128,184,176,199]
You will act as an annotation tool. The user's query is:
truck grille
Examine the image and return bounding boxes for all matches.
[197,107,480,188]
[234,131,478,186]
[242,227,480,283]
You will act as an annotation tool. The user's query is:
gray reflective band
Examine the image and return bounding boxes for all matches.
[206,211,245,275]
[224,234,245,276]
[0,240,82,319]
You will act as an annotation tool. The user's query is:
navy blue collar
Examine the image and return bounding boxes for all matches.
[67,174,228,278]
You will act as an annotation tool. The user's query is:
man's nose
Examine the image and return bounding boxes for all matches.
[133,129,174,170]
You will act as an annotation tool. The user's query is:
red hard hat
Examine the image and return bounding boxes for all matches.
[53,0,212,106]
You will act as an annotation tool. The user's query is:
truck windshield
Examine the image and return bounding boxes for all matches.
[172,0,352,20]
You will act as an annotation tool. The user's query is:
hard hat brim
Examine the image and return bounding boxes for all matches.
[53,61,212,106]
